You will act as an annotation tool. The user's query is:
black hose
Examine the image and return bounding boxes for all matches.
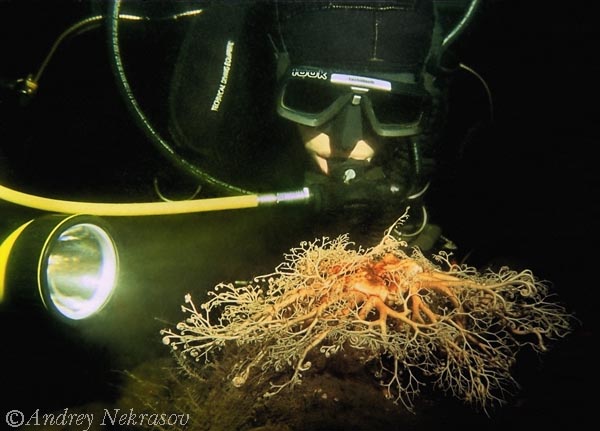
[441,0,482,52]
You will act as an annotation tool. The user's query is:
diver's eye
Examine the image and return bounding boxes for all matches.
[282,79,344,113]
[369,91,426,125]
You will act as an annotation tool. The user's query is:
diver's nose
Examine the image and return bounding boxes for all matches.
[331,100,364,153]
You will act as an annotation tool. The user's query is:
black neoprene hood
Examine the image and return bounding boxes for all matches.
[275,0,436,74]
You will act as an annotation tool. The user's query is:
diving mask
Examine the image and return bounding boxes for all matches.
[276,66,431,137]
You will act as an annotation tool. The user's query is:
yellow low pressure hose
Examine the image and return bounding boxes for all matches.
[0,183,311,216]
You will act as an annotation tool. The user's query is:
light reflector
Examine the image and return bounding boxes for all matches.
[43,222,118,320]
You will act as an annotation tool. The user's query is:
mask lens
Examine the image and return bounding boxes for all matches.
[282,79,342,114]
[369,91,425,125]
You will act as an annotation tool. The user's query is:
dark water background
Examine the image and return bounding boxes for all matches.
[0,1,596,429]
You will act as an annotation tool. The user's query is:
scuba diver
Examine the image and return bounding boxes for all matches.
[167,0,462,252]
[272,0,451,250]
[0,0,485,257]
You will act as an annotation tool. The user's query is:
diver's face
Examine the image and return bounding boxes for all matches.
[298,124,376,175]
[294,90,384,178]
[277,68,428,178]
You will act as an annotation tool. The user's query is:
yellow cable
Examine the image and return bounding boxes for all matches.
[0,184,259,216]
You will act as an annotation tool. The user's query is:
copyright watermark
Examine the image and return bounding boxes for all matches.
[5,410,24,428]
[5,408,189,429]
